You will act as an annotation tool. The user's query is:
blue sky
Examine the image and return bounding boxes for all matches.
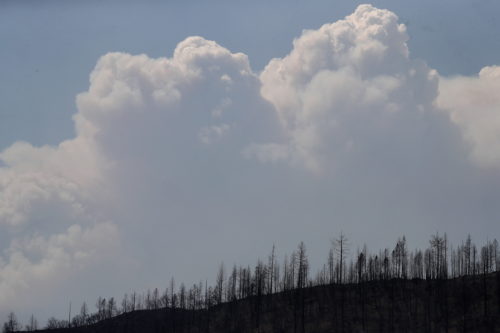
[1,0,500,325]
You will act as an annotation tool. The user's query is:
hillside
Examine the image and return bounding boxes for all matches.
[20,273,500,333]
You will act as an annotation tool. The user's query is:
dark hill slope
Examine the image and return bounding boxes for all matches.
[28,273,500,333]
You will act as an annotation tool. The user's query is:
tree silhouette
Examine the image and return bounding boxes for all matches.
[18,233,500,333]
[2,312,20,333]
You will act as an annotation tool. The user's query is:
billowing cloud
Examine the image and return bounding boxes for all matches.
[0,222,119,310]
[0,139,104,227]
[1,3,500,323]
[437,66,500,168]
[0,35,272,231]
[0,35,276,317]
[257,4,442,173]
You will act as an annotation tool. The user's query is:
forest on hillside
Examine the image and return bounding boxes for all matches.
[3,233,500,332]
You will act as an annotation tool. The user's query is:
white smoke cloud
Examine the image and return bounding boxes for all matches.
[0,35,270,230]
[437,66,500,168]
[0,222,119,311]
[0,139,104,227]
[0,35,275,317]
[257,4,440,173]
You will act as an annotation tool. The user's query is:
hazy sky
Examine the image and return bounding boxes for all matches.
[1,0,500,325]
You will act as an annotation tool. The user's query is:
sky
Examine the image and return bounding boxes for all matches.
[1,0,500,325]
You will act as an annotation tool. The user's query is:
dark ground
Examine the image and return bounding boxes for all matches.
[27,272,500,333]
